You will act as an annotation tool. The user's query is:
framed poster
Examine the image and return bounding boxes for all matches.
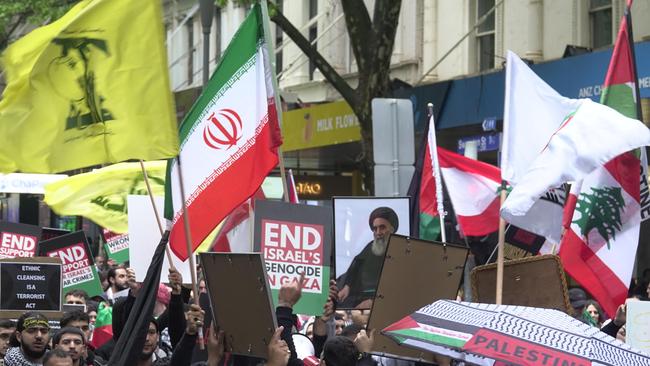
[254,200,332,315]
[333,197,410,309]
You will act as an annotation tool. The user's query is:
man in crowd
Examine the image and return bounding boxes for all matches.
[64,290,89,306]
[4,312,50,366]
[104,266,130,304]
[338,207,398,308]
[0,320,16,361]
[42,349,73,366]
[52,328,86,366]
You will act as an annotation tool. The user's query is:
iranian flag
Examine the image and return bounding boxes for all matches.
[559,0,643,317]
[438,147,501,236]
[164,3,282,260]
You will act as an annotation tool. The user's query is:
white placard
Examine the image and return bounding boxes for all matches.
[626,300,650,351]
[127,195,193,283]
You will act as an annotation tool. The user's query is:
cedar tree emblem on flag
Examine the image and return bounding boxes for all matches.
[574,186,626,248]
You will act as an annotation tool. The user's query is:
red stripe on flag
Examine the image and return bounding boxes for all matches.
[437,147,501,183]
[559,229,628,317]
[419,142,437,217]
[603,6,634,87]
[604,152,641,202]
[383,315,420,332]
[170,115,280,260]
[456,198,500,236]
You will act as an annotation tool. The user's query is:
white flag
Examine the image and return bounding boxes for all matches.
[502,99,650,220]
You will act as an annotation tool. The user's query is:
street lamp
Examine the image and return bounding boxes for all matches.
[199,0,215,88]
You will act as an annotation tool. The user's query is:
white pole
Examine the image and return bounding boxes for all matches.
[426,103,447,243]
[391,99,400,196]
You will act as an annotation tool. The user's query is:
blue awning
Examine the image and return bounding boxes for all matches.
[432,40,650,129]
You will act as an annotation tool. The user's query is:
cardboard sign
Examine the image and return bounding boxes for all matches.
[0,221,42,259]
[0,257,62,318]
[128,195,193,283]
[254,200,332,316]
[39,231,103,297]
[471,255,571,313]
[626,300,650,351]
[102,229,129,264]
[200,253,276,359]
[369,235,467,362]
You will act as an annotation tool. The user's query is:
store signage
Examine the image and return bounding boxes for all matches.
[457,133,500,154]
[282,101,360,152]
[0,173,67,194]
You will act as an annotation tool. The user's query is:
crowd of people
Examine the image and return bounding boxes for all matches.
[2,251,649,366]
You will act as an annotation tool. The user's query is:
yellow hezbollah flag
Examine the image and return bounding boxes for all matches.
[44,161,167,233]
[0,0,179,173]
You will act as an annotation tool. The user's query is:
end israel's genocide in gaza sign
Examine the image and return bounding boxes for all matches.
[254,200,332,315]
[39,231,103,297]
[0,221,42,259]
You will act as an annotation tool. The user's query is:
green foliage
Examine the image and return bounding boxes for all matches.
[573,186,626,248]
[0,0,76,48]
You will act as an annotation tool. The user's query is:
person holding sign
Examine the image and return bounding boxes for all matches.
[338,207,398,308]
[4,312,50,366]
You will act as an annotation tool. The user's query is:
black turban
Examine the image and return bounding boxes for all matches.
[368,206,398,232]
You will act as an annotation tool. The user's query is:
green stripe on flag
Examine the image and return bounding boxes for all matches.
[601,84,636,118]
[419,212,441,241]
[177,5,263,143]
[389,328,468,349]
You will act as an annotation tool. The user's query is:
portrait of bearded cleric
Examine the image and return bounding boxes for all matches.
[333,197,410,309]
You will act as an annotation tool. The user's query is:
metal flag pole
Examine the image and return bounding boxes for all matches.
[426,103,447,243]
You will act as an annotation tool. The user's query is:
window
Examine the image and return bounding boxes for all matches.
[308,0,318,80]
[476,0,495,71]
[590,0,612,49]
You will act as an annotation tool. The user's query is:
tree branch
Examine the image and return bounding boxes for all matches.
[340,0,372,75]
[269,1,358,107]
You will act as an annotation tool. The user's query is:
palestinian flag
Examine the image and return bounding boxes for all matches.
[164,3,282,260]
[90,302,112,349]
[559,0,642,317]
[438,148,501,236]
[407,120,441,240]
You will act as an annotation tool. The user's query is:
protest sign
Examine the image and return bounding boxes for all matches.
[200,252,276,359]
[626,300,650,351]
[39,231,103,297]
[254,200,332,316]
[0,256,62,319]
[102,229,129,264]
[333,197,410,309]
[0,221,42,259]
[368,235,467,362]
[128,195,193,282]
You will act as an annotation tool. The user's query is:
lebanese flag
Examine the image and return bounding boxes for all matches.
[438,147,500,236]
[559,0,643,317]
[164,4,282,260]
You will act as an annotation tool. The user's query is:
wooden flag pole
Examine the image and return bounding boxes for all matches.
[139,160,175,269]
[175,157,205,349]
[496,181,508,305]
